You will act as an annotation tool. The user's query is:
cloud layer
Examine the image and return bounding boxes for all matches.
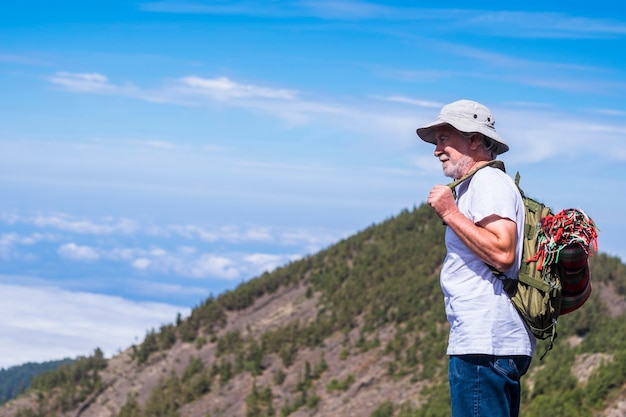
[0,283,188,369]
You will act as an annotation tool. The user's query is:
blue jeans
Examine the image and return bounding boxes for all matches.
[449,355,532,417]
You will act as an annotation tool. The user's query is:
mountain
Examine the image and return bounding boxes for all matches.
[1,204,625,417]
[0,359,75,405]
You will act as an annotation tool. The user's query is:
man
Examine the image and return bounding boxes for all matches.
[416,99,534,417]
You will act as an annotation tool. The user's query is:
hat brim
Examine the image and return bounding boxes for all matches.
[416,119,509,155]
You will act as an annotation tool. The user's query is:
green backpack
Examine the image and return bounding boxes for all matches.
[447,160,596,359]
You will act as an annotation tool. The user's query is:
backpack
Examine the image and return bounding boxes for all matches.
[447,160,598,359]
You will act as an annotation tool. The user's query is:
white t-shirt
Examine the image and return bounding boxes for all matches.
[441,166,535,356]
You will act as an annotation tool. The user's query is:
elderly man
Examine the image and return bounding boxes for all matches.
[417,100,534,417]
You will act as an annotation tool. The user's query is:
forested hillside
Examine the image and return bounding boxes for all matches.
[1,204,625,417]
[0,359,75,405]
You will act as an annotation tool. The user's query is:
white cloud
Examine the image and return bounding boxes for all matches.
[31,214,138,235]
[0,283,188,368]
[469,11,626,39]
[122,279,211,301]
[178,76,298,100]
[58,243,100,261]
[303,0,407,20]
[46,71,326,124]
[48,72,166,103]
[0,232,54,248]
[185,254,240,279]
[132,258,151,270]
[163,224,276,244]
[153,223,346,251]
[377,95,443,108]
[137,1,400,20]
[124,248,241,279]
[140,3,626,39]
[0,233,55,260]
[496,106,626,164]
[92,244,242,279]
[112,245,301,280]
[43,70,626,162]
[277,229,347,253]
[49,72,116,93]
[0,208,347,280]
[244,253,301,274]
[49,72,299,106]
[37,63,582,156]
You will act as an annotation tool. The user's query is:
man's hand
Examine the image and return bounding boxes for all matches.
[427,185,458,220]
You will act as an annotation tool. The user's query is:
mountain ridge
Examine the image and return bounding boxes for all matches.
[2,204,625,417]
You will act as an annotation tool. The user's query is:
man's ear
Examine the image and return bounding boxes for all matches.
[469,133,482,150]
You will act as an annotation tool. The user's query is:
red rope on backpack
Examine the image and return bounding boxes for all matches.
[526,208,599,271]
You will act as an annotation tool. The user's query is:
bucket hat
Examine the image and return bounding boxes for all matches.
[416,99,509,155]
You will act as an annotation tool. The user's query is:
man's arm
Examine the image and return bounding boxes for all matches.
[427,184,517,272]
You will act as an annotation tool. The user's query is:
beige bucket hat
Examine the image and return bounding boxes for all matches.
[416,99,509,155]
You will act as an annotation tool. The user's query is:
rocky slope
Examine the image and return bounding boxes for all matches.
[0,283,434,417]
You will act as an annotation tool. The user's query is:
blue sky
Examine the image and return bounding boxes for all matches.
[0,1,624,368]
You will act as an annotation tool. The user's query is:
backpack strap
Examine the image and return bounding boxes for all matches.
[446,159,505,199]
[440,160,506,228]
[445,160,511,280]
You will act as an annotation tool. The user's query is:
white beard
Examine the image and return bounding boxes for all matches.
[443,154,474,179]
